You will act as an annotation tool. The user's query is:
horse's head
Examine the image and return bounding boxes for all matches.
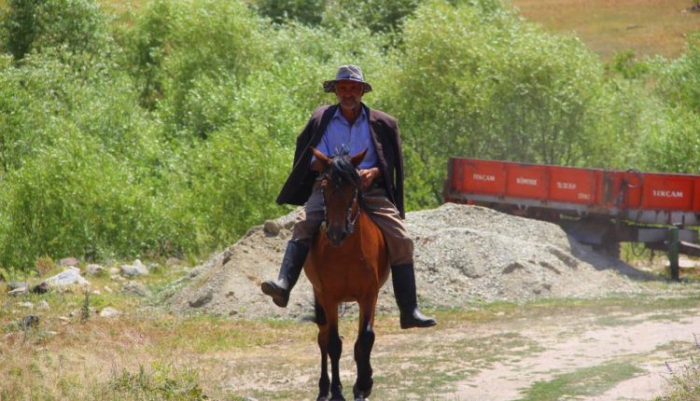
[311,147,366,247]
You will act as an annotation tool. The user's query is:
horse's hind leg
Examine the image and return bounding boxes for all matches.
[353,303,376,399]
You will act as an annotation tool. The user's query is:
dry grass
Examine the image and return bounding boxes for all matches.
[510,0,700,59]
[0,273,317,400]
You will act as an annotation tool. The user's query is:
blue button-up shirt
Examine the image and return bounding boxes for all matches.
[315,107,378,169]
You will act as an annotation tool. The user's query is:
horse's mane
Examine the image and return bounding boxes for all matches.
[329,152,361,187]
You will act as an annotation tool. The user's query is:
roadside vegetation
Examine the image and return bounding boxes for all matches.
[0,0,699,270]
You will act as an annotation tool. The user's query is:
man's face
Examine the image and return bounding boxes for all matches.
[335,80,364,113]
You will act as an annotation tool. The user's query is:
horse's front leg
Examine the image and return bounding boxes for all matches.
[353,300,376,399]
[325,302,345,401]
[317,328,330,401]
[315,299,330,401]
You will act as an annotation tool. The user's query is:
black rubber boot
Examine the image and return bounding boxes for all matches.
[391,263,437,329]
[261,241,309,308]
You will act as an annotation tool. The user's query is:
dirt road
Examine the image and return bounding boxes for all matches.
[452,306,700,400]
[224,295,700,400]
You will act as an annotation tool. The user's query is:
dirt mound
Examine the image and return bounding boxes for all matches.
[166,203,644,319]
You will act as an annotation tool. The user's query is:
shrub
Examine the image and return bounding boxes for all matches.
[1,0,110,60]
[383,0,623,208]
[121,0,272,138]
[655,33,700,112]
[0,128,178,268]
[255,0,325,26]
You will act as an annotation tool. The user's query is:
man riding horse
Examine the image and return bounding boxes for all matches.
[261,64,436,330]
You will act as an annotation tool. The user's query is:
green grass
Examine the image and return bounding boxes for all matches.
[517,361,645,401]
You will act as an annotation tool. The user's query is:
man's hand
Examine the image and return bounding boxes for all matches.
[359,167,380,190]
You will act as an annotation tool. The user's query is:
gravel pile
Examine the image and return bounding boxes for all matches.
[167,203,644,319]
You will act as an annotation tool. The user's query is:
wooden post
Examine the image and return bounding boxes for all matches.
[668,226,680,281]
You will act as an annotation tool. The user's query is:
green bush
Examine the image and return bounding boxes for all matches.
[383,0,626,208]
[638,104,700,174]
[255,0,325,25]
[123,0,272,139]
[0,129,172,268]
[655,33,700,111]
[1,0,110,60]
[0,49,182,268]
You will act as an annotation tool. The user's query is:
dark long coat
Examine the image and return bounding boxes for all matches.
[276,103,406,218]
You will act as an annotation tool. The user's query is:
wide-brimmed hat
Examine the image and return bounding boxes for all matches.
[323,65,373,93]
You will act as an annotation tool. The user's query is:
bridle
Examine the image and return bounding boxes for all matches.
[320,170,361,235]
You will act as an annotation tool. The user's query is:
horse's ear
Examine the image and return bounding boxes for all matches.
[350,149,367,168]
[311,147,331,166]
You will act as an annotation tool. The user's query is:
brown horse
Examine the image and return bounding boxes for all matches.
[304,148,390,401]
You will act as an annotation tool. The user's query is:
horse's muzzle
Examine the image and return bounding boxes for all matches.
[325,227,348,247]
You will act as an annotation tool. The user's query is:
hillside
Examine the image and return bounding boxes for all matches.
[511,0,700,59]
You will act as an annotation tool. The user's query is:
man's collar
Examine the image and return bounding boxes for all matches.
[333,104,367,122]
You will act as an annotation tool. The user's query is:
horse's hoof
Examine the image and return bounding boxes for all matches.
[352,384,371,399]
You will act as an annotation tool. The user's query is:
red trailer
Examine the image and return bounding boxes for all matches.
[444,157,700,277]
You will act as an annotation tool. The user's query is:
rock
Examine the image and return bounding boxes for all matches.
[188,266,206,278]
[263,220,282,236]
[99,307,121,318]
[43,267,90,288]
[59,257,80,267]
[8,281,27,291]
[120,259,149,277]
[121,281,152,297]
[8,287,28,297]
[188,289,213,308]
[86,264,105,276]
[166,258,183,268]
